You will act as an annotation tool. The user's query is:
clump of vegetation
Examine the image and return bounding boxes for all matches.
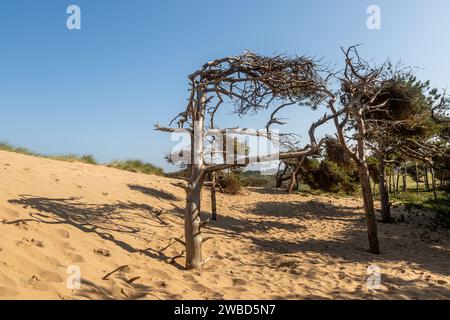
[1,141,98,164]
[219,174,242,195]
[0,142,39,156]
[239,175,272,187]
[303,160,358,195]
[166,167,191,179]
[212,171,272,195]
[108,159,164,176]
[1,141,165,176]
[393,191,450,227]
[238,171,273,187]
[442,184,450,195]
[49,154,98,165]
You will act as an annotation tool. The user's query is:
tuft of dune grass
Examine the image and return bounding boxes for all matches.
[108,159,164,176]
[1,141,165,176]
[0,140,95,165]
[48,154,98,165]
[0,142,39,157]
[1,141,98,165]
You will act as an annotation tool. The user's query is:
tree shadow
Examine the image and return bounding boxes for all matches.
[246,187,289,195]
[248,199,363,222]
[378,274,450,299]
[76,277,177,300]
[237,199,450,278]
[128,184,180,201]
[7,195,185,270]
[203,212,307,238]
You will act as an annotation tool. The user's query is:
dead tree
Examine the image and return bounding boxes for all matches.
[209,172,217,220]
[325,46,390,254]
[361,66,433,222]
[275,161,289,188]
[424,165,430,191]
[275,133,311,194]
[397,140,444,200]
[287,157,306,194]
[328,47,445,230]
[156,52,336,269]
[275,157,306,194]
[402,162,407,192]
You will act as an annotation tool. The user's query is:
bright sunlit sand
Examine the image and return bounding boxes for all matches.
[0,150,448,300]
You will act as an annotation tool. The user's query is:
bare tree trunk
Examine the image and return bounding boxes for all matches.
[402,163,407,192]
[185,168,204,269]
[415,161,419,195]
[210,172,217,221]
[424,166,430,191]
[287,174,297,195]
[392,172,396,196]
[388,175,392,194]
[275,162,288,188]
[355,115,380,254]
[287,158,304,194]
[430,166,438,200]
[184,91,206,270]
[359,164,380,254]
[378,160,392,223]
[396,170,400,193]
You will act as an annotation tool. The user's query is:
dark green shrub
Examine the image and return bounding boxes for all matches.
[239,176,272,187]
[220,174,241,195]
[303,160,358,194]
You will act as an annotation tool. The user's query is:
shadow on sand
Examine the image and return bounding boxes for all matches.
[214,199,450,280]
[7,195,186,270]
[128,184,179,201]
[7,193,450,293]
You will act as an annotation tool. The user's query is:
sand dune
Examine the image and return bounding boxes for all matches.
[0,150,449,299]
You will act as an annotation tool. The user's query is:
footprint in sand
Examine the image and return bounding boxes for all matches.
[189,282,211,293]
[39,271,64,283]
[55,229,70,239]
[148,267,172,281]
[0,207,20,218]
[31,239,45,248]
[15,239,29,248]
[61,242,76,251]
[94,248,111,257]
[225,285,247,293]
[12,220,30,230]
[163,293,183,299]
[29,280,56,292]
[232,278,247,286]
[43,255,61,267]
[67,252,85,263]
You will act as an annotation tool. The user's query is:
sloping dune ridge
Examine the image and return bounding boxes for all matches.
[0,150,449,300]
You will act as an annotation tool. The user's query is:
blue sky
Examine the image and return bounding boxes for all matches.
[1,0,449,171]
